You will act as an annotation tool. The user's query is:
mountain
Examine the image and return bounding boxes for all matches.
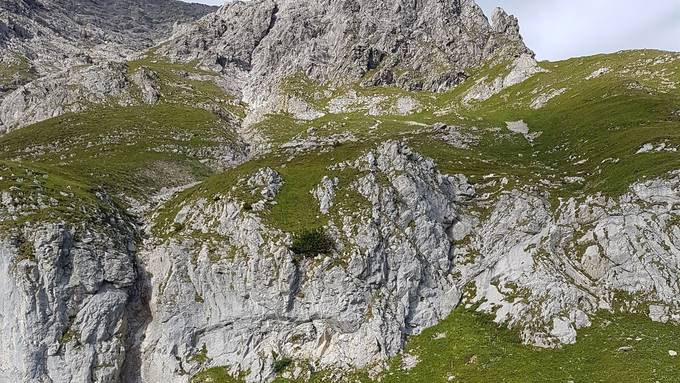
[0,0,537,133]
[158,0,531,106]
[0,0,216,96]
[0,0,679,383]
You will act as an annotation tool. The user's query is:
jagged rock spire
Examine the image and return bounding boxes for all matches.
[492,6,522,38]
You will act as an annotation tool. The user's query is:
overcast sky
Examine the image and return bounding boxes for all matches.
[181,0,680,61]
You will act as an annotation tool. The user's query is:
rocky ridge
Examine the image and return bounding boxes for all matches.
[159,0,533,111]
[0,0,540,134]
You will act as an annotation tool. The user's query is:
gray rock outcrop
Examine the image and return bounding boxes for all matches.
[465,173,680,347]
[0,62,132,132]
[0,0,216,75]
[463,53,545,103]
[0,218,139,382]
[132,67,161,105]
[139,141,472,382]
[160,0,533,109]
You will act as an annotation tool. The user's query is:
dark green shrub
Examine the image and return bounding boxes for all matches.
[290,228,334,257]
[273,357,293,374]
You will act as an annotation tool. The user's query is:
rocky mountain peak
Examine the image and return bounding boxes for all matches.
[491,6,522,38]
[161,0,533,107]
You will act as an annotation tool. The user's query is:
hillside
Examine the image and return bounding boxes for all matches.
[0,1,678,383]
[0,0,216,98]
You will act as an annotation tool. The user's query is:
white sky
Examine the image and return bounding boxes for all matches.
[181,0,680,61]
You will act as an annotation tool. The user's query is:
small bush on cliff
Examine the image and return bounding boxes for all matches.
[273,356,293,374]
[290,228,334,258]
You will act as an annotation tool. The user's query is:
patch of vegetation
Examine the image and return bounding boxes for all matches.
[0,103,240,201]
[127,53,244,117]
[290,229,334,258]
[440,50,680,198]
[378,309,680,383]
[153,139,371,236]
[273,357,293,374]
[269,309,680,383]
[58,328,79,345]
[189,344,210,364]
[192,367,243,383]
[0,52,35,89]
[0,160,122,228]
[15,233,35,263]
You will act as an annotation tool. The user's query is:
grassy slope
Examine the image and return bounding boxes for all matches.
[448,50,680,197]
[0,104,235,196]
[160,49,680,236]
[0,55,245,226]
[376,309,680,383]
[1,48,678,381]
[183,50,680,382]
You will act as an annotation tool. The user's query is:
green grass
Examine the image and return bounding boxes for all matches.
[0,101,245,228]
[127,53,245,117]
[0,103,240,200]
[192,309,680,383]
[243,50,679,212]
[446,50,680,197]
[0,52,35,89]
[376,309,680,383]
[192,367,244,383]
[0,160,121,227]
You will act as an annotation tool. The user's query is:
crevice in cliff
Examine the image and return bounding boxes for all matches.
[249,2,279,69]
[121,257,153,383]
[286,260,302,312]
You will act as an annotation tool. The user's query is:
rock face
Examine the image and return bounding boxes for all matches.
[0,217,139,382]
[139,142,472,382]
[132,142,679,382]
[0,62,132,132]
[463,174,680,347]
[160,0,532,108]
[0,0,216,73]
